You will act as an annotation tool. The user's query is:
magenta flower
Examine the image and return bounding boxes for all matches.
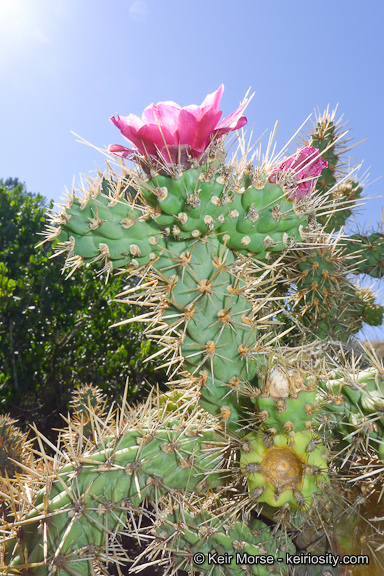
[269,146,327,201]
[109,85,248,170]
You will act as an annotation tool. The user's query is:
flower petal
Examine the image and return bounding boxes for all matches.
[214,93,249,136]
[141,102,180,135]
[178,108,222,150]
[200,84,224,111]
[110,113,143,135]
[108,144,135,158]
[135,124,177,157]
[269,146,327,201]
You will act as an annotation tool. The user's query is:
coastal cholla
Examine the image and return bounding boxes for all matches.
[6,88,384,576]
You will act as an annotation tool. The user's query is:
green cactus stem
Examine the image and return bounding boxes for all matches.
[0,416,32,481]
[144,504,294,575]
[251,363,318,434]
[346,232,384,279]
[318,366,384,461]
[275,238,366,342]
[3,397,229,576]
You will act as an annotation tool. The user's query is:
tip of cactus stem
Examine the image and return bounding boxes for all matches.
[240,429,329,509]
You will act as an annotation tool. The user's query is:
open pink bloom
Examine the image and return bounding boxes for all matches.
[109,85,248,169]
[269,147,327,201]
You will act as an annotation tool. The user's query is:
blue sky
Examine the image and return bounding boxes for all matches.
[1,0,384,340]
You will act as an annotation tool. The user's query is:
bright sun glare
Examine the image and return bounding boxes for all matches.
[0,0,34,35]
[0,0,51,70]
[1,0,54,48]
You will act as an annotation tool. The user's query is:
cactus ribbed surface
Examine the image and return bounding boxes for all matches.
[346,232,384,278]
[1,86,384,576]
[4,399,229,575]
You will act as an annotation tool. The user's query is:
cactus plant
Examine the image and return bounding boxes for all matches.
[1,85,384,576]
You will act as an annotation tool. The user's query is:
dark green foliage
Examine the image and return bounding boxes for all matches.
[0,180,166,439]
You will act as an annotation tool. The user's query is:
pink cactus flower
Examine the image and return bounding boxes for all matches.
[269,146,327,201]
[109,85,248,170]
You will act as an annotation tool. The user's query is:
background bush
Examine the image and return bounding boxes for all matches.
[0,178,167,440]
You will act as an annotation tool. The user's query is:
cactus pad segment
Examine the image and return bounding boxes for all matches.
[144,235,267,431]
[142,168,230,236]
[0,416,32,480]
[43,177,166,275]
[309,114,339,182]
[319,366,384,460]
[283,241,366,341]
[141,167,310,258]
[216,180,309,258]
[317,180,363,233]
[307,109,365,235]
[147,508,293,575]
[346,232,384,279]
[4,410,228,575]
[351,287,384,327]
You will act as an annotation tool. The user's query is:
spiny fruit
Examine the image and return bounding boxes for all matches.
[240,429,329,509]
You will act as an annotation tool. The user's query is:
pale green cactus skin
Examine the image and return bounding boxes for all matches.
[2,107,384,576]
[3,399,233,575]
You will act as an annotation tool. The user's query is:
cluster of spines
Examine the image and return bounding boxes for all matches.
[143,503,294,576]
[281,237,366,341]
[318,365,384,461]
[307,107,364,235]
[346,232,384,279]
